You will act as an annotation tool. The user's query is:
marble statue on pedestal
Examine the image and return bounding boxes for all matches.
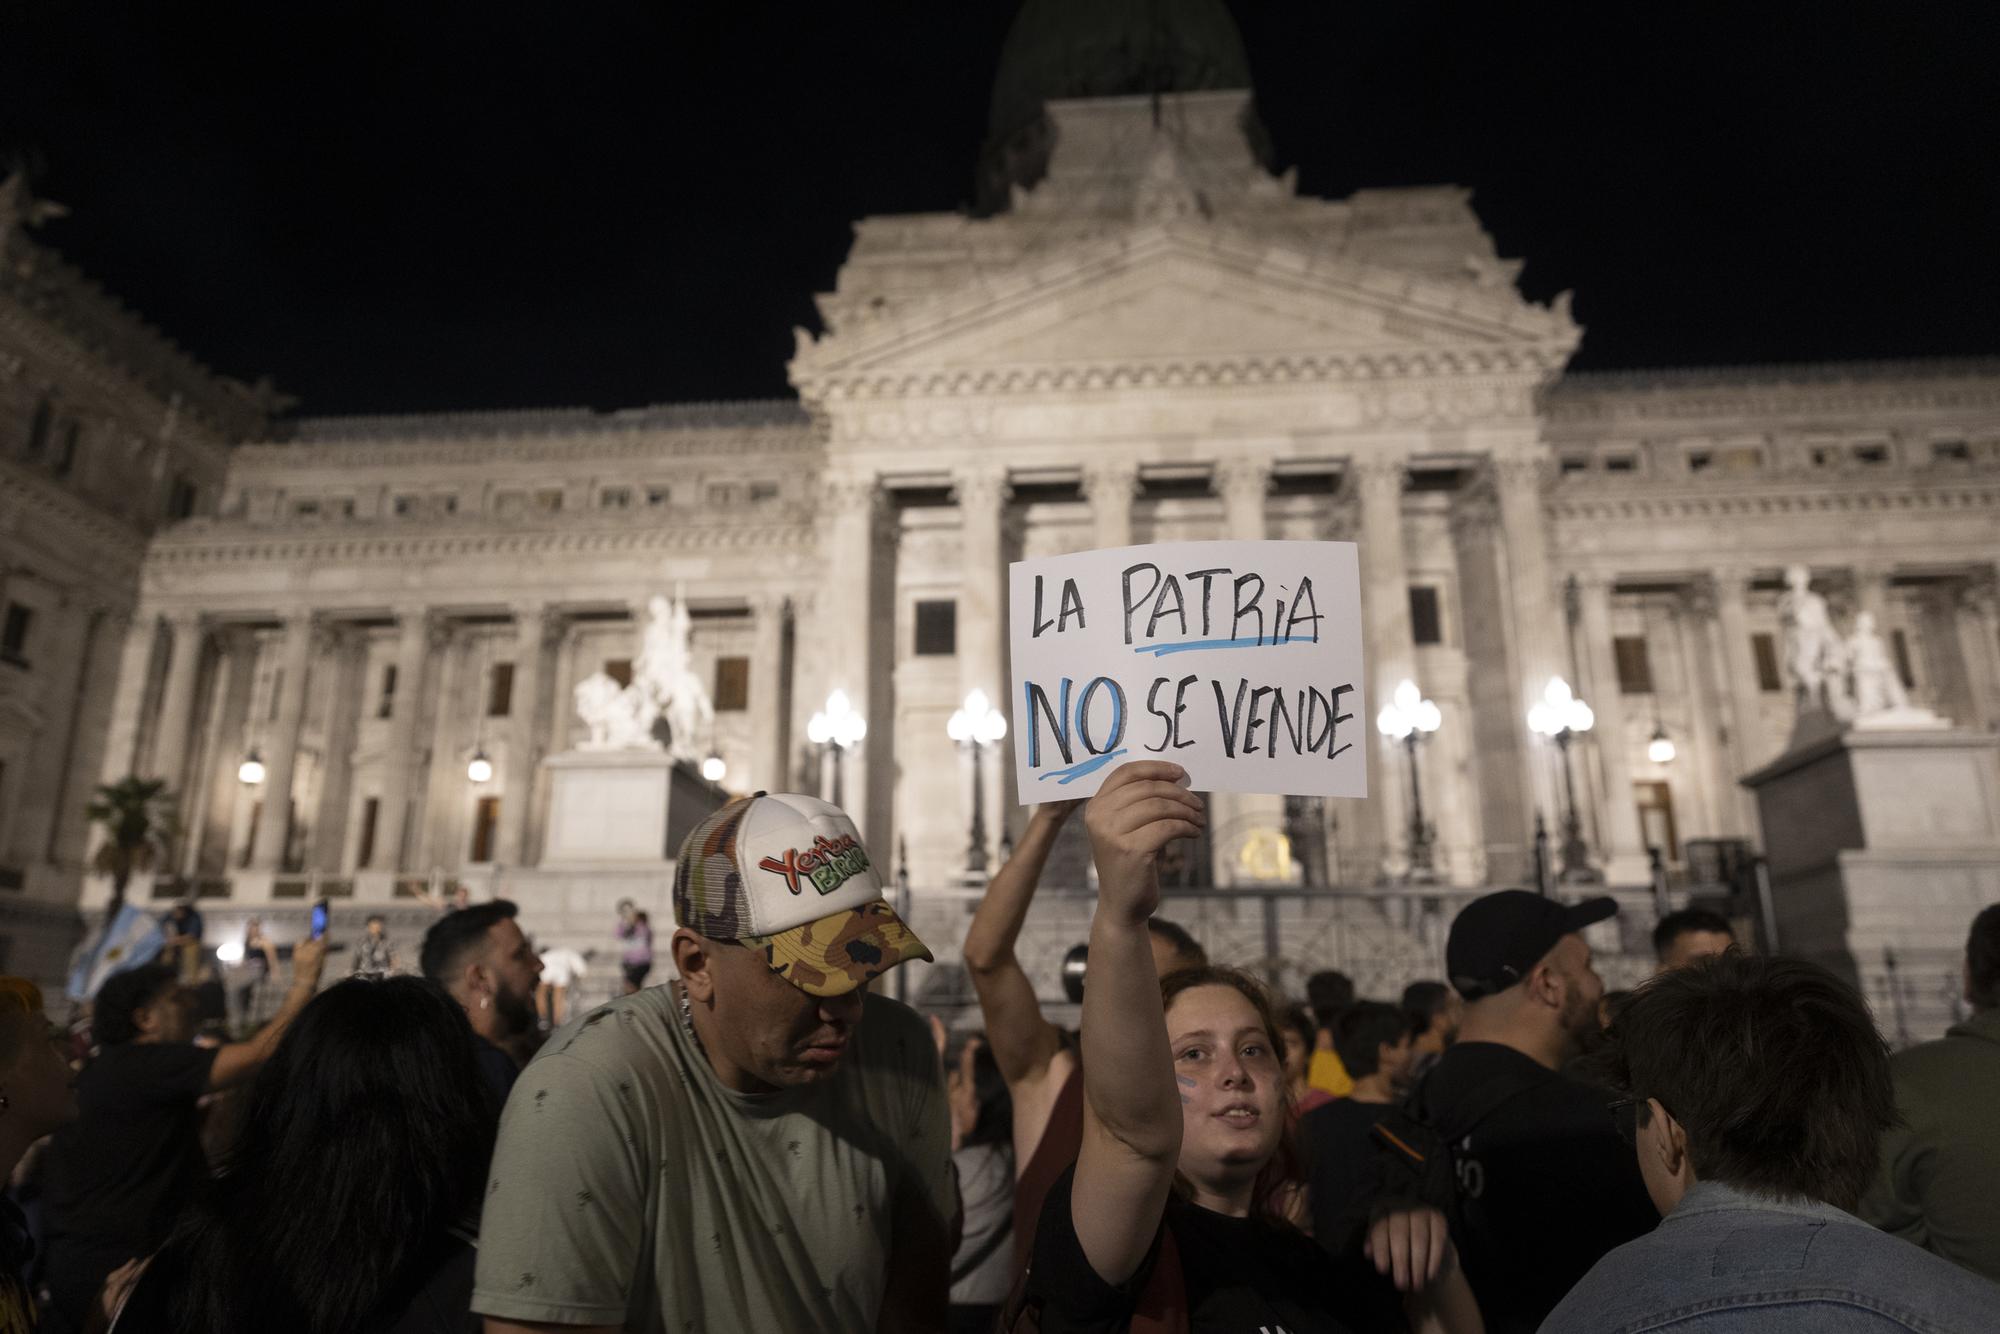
[1778,564,1850,727]
[1845,611,1948,731]
[572,592,715,759]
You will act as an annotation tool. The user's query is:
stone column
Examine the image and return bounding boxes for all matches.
[495,603,548,867]
[822,474,883,838]
[415,620,465,872]
[1352,457,1414,879]
[1493,458,1565,829]
[146,611,207,792]
[1214,455,1289,881]
[372,608,431,874]
[248,611,313,871]
[956,466,1009,865]
[1707,571,1766,833]
[1572,574,1648,880]
[1082,459,1139,550]
[1958,575,2000,729]
[96,610,162,787]
[1670,592,1725,839]
[748,594,790,792]
[311,627,364,873]
[181,630,242,877]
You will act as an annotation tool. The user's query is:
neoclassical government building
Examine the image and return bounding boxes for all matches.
[3,6,1997,990]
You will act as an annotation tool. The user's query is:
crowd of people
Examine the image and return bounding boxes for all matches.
[2,765,1996,1332]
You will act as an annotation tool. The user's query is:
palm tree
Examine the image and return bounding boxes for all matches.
[86,777,179,932]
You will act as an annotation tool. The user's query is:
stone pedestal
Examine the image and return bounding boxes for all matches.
[540,750,724,868]
[1743,727,2000,1043]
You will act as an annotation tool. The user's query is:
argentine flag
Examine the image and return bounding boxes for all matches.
[66,901,167,1001]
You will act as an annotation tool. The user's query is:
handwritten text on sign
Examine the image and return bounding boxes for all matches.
[1008,540,1368,802]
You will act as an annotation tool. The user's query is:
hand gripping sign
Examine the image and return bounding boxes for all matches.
[1009,540,1369,803]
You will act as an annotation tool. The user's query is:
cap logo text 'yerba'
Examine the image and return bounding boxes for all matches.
[758,834,871,897]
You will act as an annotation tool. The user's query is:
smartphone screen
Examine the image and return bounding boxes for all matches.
[310,900,329,941]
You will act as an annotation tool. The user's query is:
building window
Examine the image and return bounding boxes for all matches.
[356,797,380,869]
[377,664,398,719]
[0,604,31,666]
[1408,586,1443,646]
[293,499,322,519]
[603,658,633,688]
[600,486,632,510]
[1854,443,1890,466]
[713,657,750,712]
[1602,455,1638,473]
[54,420,80,476]
[1686,451,1713,473]
[487,662,515,717]
[706,483,735,507]
[1751,633,1782,692]
[1613,636,1654,694]
[914,600,956,656]
[436,494,458,515]
[168,475,198,519]
[1932,440,1971,463]
[393,494,418,517]
[534,489,564,514]
[749,481,779,502]
[469,797,501,864]
[1559,456,1588,475]
[644,485,671,507]
[335,497,356,517]
[1890,629,1916,690]
[241,802,262,868]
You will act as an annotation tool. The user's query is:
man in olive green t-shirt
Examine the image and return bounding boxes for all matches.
[476,793,953,1334]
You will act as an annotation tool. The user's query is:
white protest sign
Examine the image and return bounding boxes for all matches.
[1008,540,1368,803]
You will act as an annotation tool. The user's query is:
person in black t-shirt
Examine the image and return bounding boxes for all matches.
[41,939,326,1332]
[1022,762,1480,1334]
[1410,890,1659,1334]
[418,901,543,1111]
[1302,1002,1419,1253]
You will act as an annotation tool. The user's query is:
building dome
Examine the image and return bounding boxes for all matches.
[978,0,1253,209]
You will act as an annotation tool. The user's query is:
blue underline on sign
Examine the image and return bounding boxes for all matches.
[1132,636,1318,658]
[1037,750,1129,784]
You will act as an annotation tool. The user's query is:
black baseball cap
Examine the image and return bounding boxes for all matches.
[1446,890,1619,1001]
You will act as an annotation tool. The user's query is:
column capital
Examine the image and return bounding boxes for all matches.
[1679,580,1718,619]
[161,607,205,632]
[275,607,316,635]
[1079,459,1141,501]
[1211,454,1273,498]
[1708,566,1753,606]
[1570,569,1618,598]
[748,591,792,620]
[310,619,347,656]
[425,613,456,653]
[822,470,882,515]
[1488,454,1551,491]
[952,466,1011,511]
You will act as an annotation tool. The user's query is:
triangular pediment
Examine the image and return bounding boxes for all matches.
[799,227,1574,381]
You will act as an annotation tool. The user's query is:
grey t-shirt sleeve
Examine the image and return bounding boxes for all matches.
[472,1050,651,1325]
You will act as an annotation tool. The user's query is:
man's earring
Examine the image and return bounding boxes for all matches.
[479,996,491,1011]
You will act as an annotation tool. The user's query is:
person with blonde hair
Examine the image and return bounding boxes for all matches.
[0,977,82,1332]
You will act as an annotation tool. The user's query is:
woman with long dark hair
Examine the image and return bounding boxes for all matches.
[111,977,496,1334]
[1018,761,1481,1333]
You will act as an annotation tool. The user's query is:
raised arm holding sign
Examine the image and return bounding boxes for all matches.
[1008,540,1370,803]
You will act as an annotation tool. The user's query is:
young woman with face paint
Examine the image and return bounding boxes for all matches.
[1018,760,1482,1334]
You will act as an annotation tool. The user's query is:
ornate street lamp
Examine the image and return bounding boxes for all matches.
[806,689,867,807]
[236,748,266,786]
[1375,678,1443,879]
[947,688,1008,880]
[1527,675,1597,882]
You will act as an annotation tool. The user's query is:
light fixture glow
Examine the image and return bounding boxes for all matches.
[948,689,1007,746]
[809,689,867,750]
[1529,676,1595,737]
[701,754,727,783]
[237,749,266,785]
[466,748,494,784]
[1377,678,1442,741]
[1647,724,1677,764]
[216,940,244,966]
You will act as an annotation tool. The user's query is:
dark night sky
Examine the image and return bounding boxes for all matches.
[5,2,1999,417]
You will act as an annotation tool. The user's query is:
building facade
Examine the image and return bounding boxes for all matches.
[3,72,1997,1003]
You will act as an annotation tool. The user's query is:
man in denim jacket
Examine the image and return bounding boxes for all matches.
[1543,954,2000,1333]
